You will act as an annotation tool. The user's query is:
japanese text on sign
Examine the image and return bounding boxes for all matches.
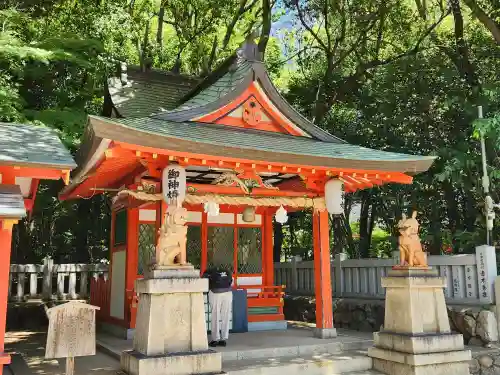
[162,165,186,205]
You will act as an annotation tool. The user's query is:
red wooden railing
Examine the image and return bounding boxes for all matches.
[90,275,110,318]
[237,285,285,323]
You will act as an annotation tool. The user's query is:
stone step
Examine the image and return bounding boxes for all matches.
[223,350,374,375]
[219,336,373,362]
[96,331,374,363]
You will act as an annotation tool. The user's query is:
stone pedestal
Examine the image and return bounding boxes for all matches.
[368,268,471,375]
[121,266,221,375]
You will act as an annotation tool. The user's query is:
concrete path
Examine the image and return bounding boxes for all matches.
[4,331,121,375]
[98,325,374,362]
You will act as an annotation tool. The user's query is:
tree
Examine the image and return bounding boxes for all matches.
[462,0,500,44]
[283,0,450,124]
[2,0,500,263]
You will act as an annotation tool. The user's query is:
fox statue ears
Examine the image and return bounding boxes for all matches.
[412,211,418,219]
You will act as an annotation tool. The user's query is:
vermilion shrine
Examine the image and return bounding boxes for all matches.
[60,39,436,341]
[0,123,75,372]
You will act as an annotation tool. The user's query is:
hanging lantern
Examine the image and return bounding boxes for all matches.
[204,201,220,216]
[324,178,344,215]
[162,163,186,206]
[242,206,256,222]
[275,205,288,224]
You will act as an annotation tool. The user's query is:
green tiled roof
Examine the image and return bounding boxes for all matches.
[0,123,76,169]
[154,53,344,143]
[108,67,200,118]
[98,116,435,165]
[170,61,252,113]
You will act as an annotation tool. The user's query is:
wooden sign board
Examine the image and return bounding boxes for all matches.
[45,301,100,359]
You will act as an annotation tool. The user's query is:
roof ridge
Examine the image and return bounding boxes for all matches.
[125,65,200,82]
[149,117,333,144]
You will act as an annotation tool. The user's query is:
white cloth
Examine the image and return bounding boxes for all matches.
[209,290,232,341]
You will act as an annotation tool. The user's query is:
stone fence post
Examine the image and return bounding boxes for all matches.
[290,257,298,293]
[42,257,54,300]
[475,245,497,305]
[334,253,347,297]
[391,251,400,266]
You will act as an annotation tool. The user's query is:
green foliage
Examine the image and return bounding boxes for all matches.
[350,222,394,258]
[1,0,500,263]
[0,73,24,122]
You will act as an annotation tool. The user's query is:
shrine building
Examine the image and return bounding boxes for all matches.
[0,123,75,371]
[60,39,435,339]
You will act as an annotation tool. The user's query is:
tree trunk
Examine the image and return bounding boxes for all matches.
[462,0,500,44]
[450,0,480,89]
[74,200,92,263]
[443,181,459,248]
[313,55,334,124]
[102,79,114,117]
[140,20,151,71]
[358,190,373,258]
[205,35,218,74]
[258,0,271,57]
[429,203,442,255]
[289,213,296,260]
[222,0,249,50]
[157,7,165,49]
[273,220,283,262]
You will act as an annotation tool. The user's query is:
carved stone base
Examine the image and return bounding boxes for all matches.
[382,268,450,334]
[373,331,465,354]
[145,264,199,279]
[122,272,220,375]
[132,277,208,355]
[313,328,337,339]
[121,349,222,375]
[370,348,471,375]
[368,268,471,375]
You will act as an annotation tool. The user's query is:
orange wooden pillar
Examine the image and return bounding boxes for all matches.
[125,207,139,327]
[262,209,274,287]
[312,210,336,338]
[0,221,14,368]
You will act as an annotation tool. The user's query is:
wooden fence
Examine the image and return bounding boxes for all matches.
[274,246,498,306]
[9,259,108,302]
[10,246,497,307]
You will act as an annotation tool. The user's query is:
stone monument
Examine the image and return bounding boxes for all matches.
[368,212,471,375]
[121,165,222,375]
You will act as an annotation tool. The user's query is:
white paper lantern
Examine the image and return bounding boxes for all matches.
[204,201,220,216]
[324,178,344,215]
[162,164,186,206]
[275,205,288,224]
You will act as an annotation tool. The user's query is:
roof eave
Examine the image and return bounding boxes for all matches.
[59,119,112,200]
[0,159,76,171]
[90,117,437,175]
